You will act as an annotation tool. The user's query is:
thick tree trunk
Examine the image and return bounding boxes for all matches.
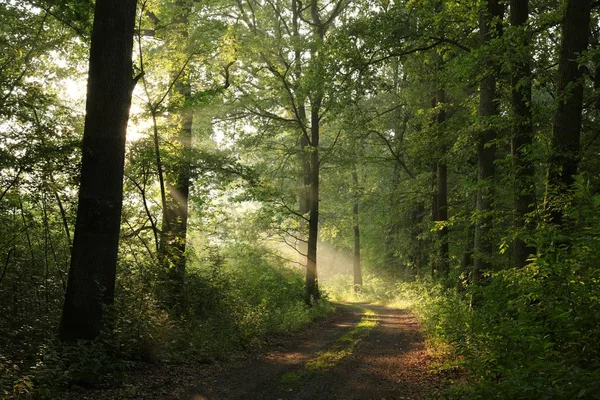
[59,0,138,341]
[510,0,536,268]
[433,0,449,281]
[352,169,362,290]
[546,0,592,225]
[473,0,502,284]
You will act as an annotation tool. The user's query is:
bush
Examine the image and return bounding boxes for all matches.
[387,266,600,399]
[162,243,333,360]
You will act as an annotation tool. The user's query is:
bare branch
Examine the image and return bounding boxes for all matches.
[369,129,415,179]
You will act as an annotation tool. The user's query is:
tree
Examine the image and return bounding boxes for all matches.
[473,0,503,283]
[509,0,536,268]
[230,0,346,304]
[351,165,363,289]
[545,0,592,226]
[59,0,139,341]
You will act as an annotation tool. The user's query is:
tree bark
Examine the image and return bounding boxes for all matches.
[159,2,194,314]
[473,0,503,284]
[546,0,592,225]
[59,0,138,341]
[510,0,536,268]
[433,0,449,281]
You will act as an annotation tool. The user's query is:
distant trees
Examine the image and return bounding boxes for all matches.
[59,0,138,341]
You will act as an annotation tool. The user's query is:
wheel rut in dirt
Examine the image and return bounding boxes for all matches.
[185,303,443,400]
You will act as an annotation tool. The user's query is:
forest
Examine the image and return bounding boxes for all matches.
[1,0,600,398]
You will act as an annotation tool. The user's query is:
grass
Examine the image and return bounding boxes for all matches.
[279,304,378,387]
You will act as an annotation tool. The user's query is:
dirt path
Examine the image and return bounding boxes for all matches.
[73,303,445,400]
[184,303,443,400]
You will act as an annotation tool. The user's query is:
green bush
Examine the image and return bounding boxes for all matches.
[163,243,333,360]
[387,265,600,399]
[325,258,600,399]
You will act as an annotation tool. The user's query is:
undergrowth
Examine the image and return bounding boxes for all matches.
[323,263,600,399]
[1,243,332,399]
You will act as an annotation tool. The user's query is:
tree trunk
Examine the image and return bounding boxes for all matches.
[546,0,592,225]
[433,0,449,281]
[59,0,138,341]
[510,0,536,268]
[352,168,362,290]
[305,103,320,305]
[160,78,192,315]
[473,0,503,284]
[434,88,449,279]
[293,0,310,266]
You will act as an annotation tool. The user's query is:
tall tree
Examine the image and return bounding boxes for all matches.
[351,166,363,290]
[432,0,449,281]
[546,0,592,225]
[510,0,536,268]
[473,0,503,283]
[158,1,194,316]
[232,0,345,304]
[59,0,139,341]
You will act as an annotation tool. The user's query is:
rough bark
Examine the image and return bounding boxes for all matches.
[510,0,536,268]
[59,0,138,341]
[546,0,592,225]
[473,0,503,284]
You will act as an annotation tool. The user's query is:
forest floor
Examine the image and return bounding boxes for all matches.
[69,303,452,400]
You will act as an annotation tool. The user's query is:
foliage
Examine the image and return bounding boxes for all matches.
[4,0,600,397]
[168,243,333,360]
[325,191,600,399]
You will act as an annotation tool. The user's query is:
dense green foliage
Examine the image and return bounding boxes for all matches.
[326,186,600,398]
[3,0,600,398]
[2,242,331,398]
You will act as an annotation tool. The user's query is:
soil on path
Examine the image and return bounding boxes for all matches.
[72,303,446,400]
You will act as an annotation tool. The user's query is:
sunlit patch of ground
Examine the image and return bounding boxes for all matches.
[279,305,378,388]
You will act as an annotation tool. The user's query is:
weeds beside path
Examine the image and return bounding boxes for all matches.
[70,303,446,399]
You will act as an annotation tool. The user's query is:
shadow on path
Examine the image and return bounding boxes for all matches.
[185,304,443,400]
